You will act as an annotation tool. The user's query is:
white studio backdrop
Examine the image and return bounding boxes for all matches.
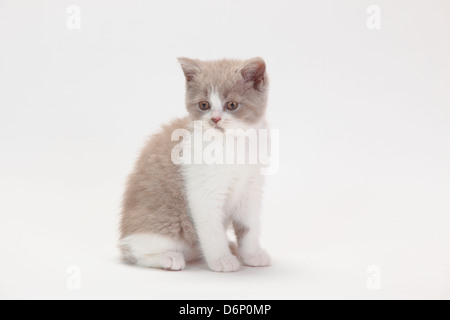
[0,0,449,299]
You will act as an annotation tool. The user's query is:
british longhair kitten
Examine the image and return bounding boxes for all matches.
[119,58,271,272]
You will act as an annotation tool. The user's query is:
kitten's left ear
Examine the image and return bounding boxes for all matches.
[240,58,266,91]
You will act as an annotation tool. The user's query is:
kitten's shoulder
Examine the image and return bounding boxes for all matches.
[159,116,191,135]
[144,116,191,150]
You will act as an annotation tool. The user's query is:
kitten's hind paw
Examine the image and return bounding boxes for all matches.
[240,249,271,267]
[208,254,241,272]
[160,251,186,271]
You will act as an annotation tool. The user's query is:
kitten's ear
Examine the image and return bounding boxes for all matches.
[178,57,202,82]
[240,58,266,90]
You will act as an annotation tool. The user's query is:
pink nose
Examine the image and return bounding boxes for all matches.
[212,117,221,124]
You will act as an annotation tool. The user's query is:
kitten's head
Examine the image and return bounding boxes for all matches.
[178,58,269,131]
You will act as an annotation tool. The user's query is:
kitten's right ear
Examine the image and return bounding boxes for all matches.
[178,57,202,82]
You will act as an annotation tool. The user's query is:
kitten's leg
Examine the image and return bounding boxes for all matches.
[186,189,240,272]
[232,181,271,267]
[119,233,195,271]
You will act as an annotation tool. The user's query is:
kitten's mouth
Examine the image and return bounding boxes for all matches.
[206,121,227,131]
[213,124,225,132]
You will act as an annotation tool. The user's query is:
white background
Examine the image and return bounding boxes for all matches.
[0,0,449,300]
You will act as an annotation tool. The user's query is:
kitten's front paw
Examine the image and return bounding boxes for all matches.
[208,254,241,272]
[240,249,271,267]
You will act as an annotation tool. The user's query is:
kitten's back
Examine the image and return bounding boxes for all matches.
[120,116,196,244]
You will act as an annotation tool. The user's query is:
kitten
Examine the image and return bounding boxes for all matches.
[119,58,271,272]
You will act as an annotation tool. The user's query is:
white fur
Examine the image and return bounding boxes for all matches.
[209,88,223,112]
[181,122,271,272]
[119,233,200,270]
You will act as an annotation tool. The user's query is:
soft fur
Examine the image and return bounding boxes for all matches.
[119,58,271,272]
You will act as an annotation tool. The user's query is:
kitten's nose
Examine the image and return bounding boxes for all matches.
[211,116,221,124]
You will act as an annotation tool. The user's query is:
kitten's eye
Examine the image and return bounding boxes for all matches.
[226,101,239,111]
[198,101,210,111]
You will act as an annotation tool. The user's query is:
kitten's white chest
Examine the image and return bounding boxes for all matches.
[182,162,259,214]
[180,127,263,220]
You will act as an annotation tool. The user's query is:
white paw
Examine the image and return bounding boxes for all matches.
[208,254,241,272]
[240,249,271,267]
[160,251,186,271]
